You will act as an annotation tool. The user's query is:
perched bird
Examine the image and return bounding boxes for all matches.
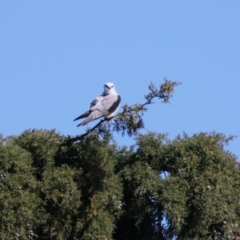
[74,82,121,127]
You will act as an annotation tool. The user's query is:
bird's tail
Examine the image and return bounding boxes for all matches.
[77,111,103,127]
[73,110,91,121]
[77,117,92,127]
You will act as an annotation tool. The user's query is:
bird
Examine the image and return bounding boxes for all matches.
[74,82,121,127]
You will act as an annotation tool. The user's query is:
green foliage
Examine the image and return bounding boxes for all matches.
[0,138,46,239]
[1,129,240,240]
[1,80,239,239]
[133,132,240,239]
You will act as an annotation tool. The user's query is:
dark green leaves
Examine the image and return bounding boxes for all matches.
[1,80,239,239]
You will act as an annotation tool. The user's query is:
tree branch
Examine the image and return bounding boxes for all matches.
[61,118,108,146]
[61,79,181,146]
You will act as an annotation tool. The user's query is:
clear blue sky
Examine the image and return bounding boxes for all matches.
[1,1,239,158]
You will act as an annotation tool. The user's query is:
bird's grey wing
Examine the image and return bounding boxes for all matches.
[77,109,106,126]
[74,95,103,121]
[77,98,108,126]
[90,95,104,108]
[105,95,121,114]
[91,94,120,113]
[78,94,121,126]
[106,95,121,118]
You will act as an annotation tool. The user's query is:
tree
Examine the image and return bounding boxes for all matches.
[0,80,239,239]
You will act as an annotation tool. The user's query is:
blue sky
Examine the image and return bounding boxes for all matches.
[0,1,239,158]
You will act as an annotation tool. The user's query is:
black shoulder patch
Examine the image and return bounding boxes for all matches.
[108,95,121,113]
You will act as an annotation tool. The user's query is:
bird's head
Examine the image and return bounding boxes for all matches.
[103,82,117,95]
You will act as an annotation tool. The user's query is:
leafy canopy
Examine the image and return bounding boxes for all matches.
[1,80,239,240]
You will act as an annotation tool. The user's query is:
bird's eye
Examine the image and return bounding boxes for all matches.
[104,85,110,89]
